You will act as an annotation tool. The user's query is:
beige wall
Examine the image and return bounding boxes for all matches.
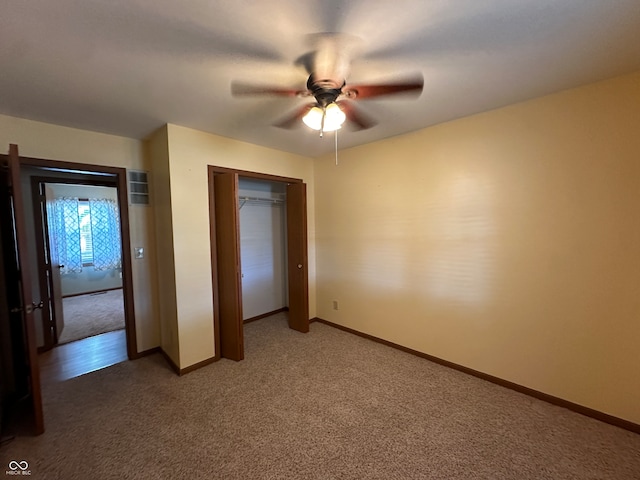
[314,71,640,424]
[147,126,179,364]
[163,124,316,368]
[0,114,161,352]
[5,70,637,424]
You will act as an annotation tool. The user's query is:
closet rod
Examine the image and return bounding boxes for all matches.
[239,196,284,203]
[238,196,285,209]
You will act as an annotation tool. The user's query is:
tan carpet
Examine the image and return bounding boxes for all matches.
[2,313,639,479]
[57,289,125,345]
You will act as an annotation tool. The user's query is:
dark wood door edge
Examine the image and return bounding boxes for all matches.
[30,178,55,350]
[213,173,244,361]
[8,144,45,434]
[285,183,309,333]
[208,167,221,364]
[314,318,640,435]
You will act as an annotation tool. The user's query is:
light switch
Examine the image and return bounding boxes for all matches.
[134,247,144,259]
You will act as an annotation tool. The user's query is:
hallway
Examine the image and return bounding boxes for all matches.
[38,330,127,384]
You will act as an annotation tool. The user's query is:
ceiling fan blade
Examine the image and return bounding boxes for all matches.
[343,76,424,99]
[337,101,377,130]
[231,81,304,97]
[274,103,315,129]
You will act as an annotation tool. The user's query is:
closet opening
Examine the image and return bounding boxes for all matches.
[208,166,309,361]
[238,177,288,324]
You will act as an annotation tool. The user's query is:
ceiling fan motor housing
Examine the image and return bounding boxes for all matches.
[307,75,345,107]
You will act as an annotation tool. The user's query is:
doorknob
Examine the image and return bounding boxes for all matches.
[22,301,44,314]
[56,264,64,269]
[297,264,303,269]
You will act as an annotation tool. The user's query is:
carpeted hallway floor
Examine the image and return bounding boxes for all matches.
[2,313,639,479]
[57,289,125,345]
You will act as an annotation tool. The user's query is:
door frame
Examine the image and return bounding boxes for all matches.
[207,165,308,360]
[0,154,138,360]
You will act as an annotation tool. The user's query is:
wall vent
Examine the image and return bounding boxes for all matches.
[128,170,150,205]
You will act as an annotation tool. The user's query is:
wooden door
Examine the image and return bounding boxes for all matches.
[44,185,65,342]
[213,173,244,360]
[286,182,309,333]
[32,181,54,350]
[6,144,45,434]
[33,182,65,350]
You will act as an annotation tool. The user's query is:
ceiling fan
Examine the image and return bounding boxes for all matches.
[231,34,424,135]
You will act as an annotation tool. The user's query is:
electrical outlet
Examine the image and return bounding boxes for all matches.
[333,300,339,310]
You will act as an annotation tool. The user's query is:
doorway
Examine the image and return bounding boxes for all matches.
[12,155,137,361]
[238,177,287,322]
[1,146,139,434]
[208,166,309,361]
[32,181,125,350]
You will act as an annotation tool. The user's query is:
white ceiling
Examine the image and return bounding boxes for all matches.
[1,0,640,158]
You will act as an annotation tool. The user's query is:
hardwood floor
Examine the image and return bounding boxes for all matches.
[38,329,128,384]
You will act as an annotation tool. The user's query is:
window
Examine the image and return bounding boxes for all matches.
[48,196,122,274]
[78,200,94,265]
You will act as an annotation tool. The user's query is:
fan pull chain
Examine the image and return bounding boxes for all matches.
[319,107,326,138]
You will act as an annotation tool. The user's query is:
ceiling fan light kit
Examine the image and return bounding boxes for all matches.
[302,102,346,133]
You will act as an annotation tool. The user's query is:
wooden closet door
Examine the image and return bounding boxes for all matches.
[286,182,309,333]
[213,172,244,360]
